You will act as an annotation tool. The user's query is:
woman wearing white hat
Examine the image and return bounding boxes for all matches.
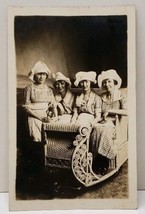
[90,69,127,175]
[53,72,75,123]
[23,61,57,174]
[71,71,102,126]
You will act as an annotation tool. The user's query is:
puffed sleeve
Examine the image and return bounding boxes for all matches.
[24,84,31,104]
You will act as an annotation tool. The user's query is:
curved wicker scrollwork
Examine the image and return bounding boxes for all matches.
[72,125,100,187]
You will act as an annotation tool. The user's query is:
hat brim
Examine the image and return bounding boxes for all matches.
[74,79,97,87]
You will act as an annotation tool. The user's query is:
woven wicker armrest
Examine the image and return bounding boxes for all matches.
[43,122,80,133]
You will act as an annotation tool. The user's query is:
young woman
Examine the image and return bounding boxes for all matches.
[53,72,75,123]
[23,61,57,142]
[23,61,57,175]
[91,69,127,175]
[71,71,102,126]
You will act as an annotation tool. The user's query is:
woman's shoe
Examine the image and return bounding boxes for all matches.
[100,167,108,175]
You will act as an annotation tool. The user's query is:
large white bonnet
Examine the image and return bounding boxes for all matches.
[28,61,51,81]
[98,69,122,89]
[53,72,71,86]
[74,71,97,87]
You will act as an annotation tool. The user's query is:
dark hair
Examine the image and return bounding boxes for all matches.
[78,80,95,88]
[102,79,118,87]
[54,80,69,89]
[33,72,48,81]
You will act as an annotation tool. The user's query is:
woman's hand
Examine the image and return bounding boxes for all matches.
[41,117,52,123]
[99,111,109,124]
[42,116,59,123]
[93,111,102,125]
[70,109,78,124]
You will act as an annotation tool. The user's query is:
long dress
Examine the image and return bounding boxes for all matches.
[91,88,127,160]
[24,83,56,142]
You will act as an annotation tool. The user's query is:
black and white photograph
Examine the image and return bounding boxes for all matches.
[8,6,136,211]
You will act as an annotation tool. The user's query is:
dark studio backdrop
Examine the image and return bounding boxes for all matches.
[15,15,127,91]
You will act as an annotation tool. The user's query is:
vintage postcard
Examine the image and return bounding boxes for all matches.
[8,6,136,211]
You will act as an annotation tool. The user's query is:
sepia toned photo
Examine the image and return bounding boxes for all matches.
[8,6,136,211]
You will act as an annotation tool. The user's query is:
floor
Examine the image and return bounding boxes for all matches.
[16,160,128,200]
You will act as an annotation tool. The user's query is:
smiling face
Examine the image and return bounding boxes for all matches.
[55,80,67,94]
[79,80,91,92]
[102,78,116,92]
[34,72,48,84]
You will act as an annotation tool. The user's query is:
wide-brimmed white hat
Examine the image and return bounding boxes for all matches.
[53,72,71,86]
[74,71,97,87]
[98,69,122,89]
[28,61,51,81]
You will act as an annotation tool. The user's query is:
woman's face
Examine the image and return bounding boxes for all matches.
[102,78,115,92]
[34,72,47,84]
[55,80,67,93]
[79,80,91,92]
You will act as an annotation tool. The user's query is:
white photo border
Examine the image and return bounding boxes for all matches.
[8,6,136,211]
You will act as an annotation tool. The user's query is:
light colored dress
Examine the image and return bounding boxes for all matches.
[24,83,56,142]
[91,88,127,159]
[74,90,102,126]
[55,89,75,123]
